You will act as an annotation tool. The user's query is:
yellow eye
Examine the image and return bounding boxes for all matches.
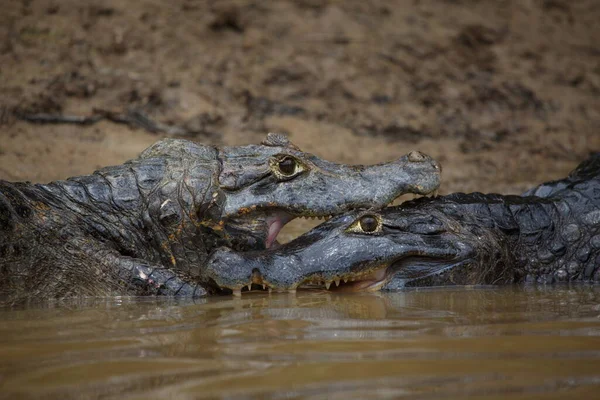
[346,214,382,234]
[270,155,305,180]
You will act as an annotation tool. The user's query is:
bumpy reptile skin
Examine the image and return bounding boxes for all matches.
[205,153,600,290]
[0,134,441,302]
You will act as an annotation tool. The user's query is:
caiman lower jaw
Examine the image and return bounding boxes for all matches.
[296,255,460,292]
[298,266,391,292]
[222,255,460,296]
[225,267,391,297]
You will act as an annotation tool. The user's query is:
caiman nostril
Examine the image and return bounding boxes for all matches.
[408,151,427,162]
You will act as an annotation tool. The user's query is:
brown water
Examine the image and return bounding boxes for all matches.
[1,286,600,399]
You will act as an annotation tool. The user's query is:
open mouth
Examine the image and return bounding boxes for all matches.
[265,211,293,249]
[223,208,337,252]
[297,266,390,292]
[229,262,393,296]
[299,256,461,293]
[262,192,438,250]
[227,255,459,297]
[265,211,333,249]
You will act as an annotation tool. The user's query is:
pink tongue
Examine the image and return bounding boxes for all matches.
[266,218,284,249]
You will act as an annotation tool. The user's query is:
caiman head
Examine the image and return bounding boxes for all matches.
[208,133,441,253]
[205,195,514,294]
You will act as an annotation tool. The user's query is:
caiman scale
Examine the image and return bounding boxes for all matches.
[0,133,441,302]
[207,153,600,292]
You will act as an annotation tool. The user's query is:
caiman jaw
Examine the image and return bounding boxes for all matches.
[265,211,293,249]
[220,208,338,252]
[214,250,463,297]
[229,264,391,296]
[265,211,336,249]
[297,255,464,293]
[296,265,391,292]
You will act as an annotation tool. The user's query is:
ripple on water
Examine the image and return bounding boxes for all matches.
[1,286,600,399]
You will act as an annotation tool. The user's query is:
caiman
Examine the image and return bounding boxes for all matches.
[0,133,441,302]
[207,153,600,292]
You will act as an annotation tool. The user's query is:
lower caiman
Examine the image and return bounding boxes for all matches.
[206,153,600,292]
[0,133,441,303]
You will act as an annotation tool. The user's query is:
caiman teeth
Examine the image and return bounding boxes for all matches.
[325,282,331,290]
[231,277,273,297]
[297,213,334,221]
[334,279,340,287]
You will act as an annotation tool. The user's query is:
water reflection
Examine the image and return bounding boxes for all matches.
[1,286,600,399]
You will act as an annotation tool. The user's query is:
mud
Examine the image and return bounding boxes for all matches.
[1,0,599,193]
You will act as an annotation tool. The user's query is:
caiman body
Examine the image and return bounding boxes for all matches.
[207,153,600,292]
[0,134,441,302]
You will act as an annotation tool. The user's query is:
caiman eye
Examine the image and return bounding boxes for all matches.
[270,155,305,180]
[359,215,379,232]
[278,157,297,175]
[346,214,382,234]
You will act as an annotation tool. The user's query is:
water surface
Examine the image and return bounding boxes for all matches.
[1,286,600,399]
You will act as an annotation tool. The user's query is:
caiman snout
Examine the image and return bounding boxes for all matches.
[363,150,441,199]
[407,150,442,173]
[407,150,428,163]
[205,247,265,295]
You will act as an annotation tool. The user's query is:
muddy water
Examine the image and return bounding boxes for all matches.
[1,286,600,399]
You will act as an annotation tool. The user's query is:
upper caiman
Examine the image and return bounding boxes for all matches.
[206,152,600,292]
[0,133,441,302]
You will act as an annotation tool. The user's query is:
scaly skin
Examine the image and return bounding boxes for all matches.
[206,153,600,292]
[0,133,441,302]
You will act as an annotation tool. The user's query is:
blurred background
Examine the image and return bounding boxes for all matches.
[1,0,599,195]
